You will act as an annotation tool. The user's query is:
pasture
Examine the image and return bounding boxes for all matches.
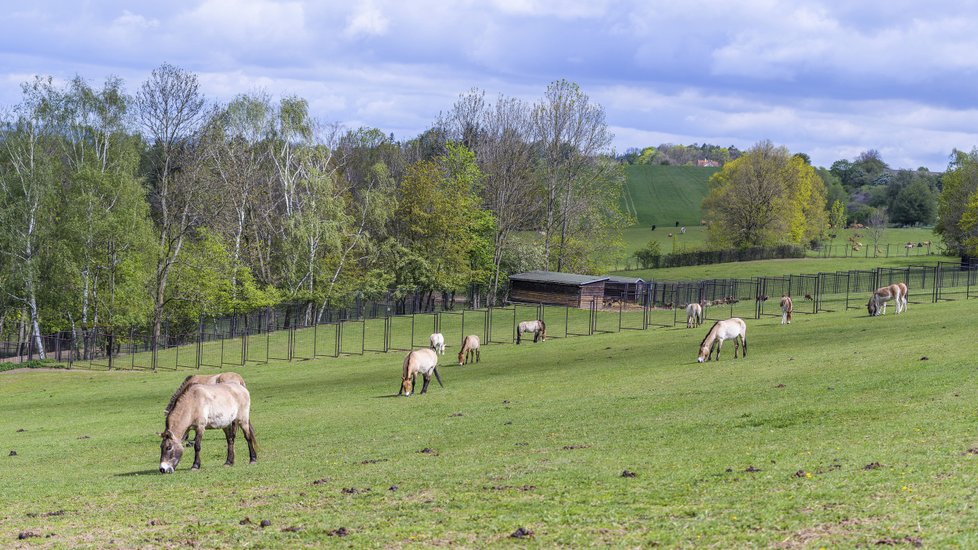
[3,298,978,547]
[621,165,716,227]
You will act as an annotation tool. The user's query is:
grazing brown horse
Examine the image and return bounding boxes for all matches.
[867,282,908,316]
[697,318,747,363]
[159,383,257,473]
[516,320,546,344]
[163,372,246,415]
[399,348,443,396]
[458,334,481,366]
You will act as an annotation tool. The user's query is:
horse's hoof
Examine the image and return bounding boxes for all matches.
[250,459,258,464]
[224,462,233,467]
[191,465,200,470]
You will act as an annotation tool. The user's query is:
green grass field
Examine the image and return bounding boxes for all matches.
[622,165,715,227]
[4,296,978,547]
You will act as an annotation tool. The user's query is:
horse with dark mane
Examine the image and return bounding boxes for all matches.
[399,348,443,396]
[459,335,481,365]
[867,282,908,316]
[164,372,246,415]
[697,318,747,363]
[516,320,546,344]
[159,383,257,473]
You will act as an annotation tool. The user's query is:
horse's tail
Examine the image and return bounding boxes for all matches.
[433,367,444,387]
[741,324,747,356]
[539,320,546,340]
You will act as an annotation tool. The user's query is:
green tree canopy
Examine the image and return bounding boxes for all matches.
[702,141,827,248]
[936,149,978,255]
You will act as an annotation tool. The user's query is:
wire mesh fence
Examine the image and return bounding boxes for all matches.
[4,262,977,371]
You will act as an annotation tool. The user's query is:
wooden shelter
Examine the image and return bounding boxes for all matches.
[603,275,646,303]
[507,271,609,308]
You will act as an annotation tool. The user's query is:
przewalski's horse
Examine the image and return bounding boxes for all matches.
[516,320,546,344]
[399,348,443,396]
[429,332,445,355]
[780,295,793,325]
[867,282,908,316]
[459,334,481,365]
[163,372,246,416]
[697,318,747,363]
[159,383,257,473]
[685,303,702,328]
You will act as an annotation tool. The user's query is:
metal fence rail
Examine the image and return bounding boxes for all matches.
[4,261,977,370]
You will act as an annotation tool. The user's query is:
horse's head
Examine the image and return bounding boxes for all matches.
[159,430,183,474]
[400,377,414,397]
[697,343,711,363]
[457,350,465,366]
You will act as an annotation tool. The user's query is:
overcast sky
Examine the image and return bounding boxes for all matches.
[2,0,977,170]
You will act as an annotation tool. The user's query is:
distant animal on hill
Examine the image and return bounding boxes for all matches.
[685,303,702,328]
[780,295,793,325]
[697,318,747,363]
[159,382,257,473]
[867,283,908,316]
[429,332,445,355]
[399,348,443,396]
[459,335,481,366]
[517,320,546,344]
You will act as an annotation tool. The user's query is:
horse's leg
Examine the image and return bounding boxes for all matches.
[191,429,203,470]
[421,374,431,394]
[240,420,258,463]
[476,348,480,363]
[224,422,236,466]
[741,334,747,357]
[715,339,723,361]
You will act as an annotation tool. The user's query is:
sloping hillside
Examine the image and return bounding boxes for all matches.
[622,165,717,227]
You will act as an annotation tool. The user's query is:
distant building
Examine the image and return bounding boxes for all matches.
[696,159,721,167]
[508,271,609,308]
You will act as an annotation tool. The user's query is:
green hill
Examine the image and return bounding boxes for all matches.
[621,165,717,227]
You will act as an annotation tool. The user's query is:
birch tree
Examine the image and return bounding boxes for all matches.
[135,63,209,359]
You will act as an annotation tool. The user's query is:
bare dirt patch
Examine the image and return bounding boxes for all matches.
[773,517,879,549]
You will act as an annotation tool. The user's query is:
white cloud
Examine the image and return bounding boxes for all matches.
[343,2,390,38]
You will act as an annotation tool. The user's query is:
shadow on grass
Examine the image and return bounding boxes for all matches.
[373,394,402,399]
[115,469,163,477]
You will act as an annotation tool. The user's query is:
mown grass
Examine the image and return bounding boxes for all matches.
[617,254,959,282]
[3,296,978,547]
[621,165,715,226]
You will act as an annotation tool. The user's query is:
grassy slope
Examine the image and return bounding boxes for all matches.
[3,299,978,547]
[622,165,716,227]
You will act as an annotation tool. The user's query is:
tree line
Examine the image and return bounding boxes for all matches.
[0,65,630,351]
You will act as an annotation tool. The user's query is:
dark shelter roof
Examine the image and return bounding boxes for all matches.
[509,271,610,286]
[604,275,645,284]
